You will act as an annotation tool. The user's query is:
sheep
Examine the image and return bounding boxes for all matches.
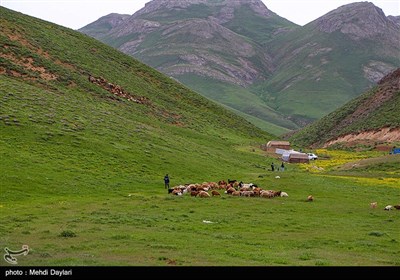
[260,190,274,198]
[384,205,393,211]
[171,189,182,196]
[273,190,282,197]
[370,202,377,209]
[394,205,400,210]
[239,182,254,189]
[253,187,262,196]
[241,191,255,197]
[232,191,241,196]
[307,195,314,202]
[211,190,221,196]
[280,191,289,197]
[197,191,211,198]
[225,187,236,195]
[190,191,199,197]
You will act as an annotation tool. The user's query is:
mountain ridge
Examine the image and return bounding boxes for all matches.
[81,1,399,134]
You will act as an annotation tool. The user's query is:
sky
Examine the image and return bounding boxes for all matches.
[1,0,399,30]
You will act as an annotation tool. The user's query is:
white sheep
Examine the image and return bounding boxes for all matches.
[280,191,289,197]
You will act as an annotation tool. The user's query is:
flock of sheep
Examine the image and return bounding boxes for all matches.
[167,180,399,210]
[370,202,400,211]
[167,180,294,199]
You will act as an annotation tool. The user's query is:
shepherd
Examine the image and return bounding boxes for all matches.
[164,174,170,189]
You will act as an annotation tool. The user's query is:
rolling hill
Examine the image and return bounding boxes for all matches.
[0,5,276,201]
[289,68,400,149]
[79,0,400,133]
[1,6,400,267]
[259,2,400,124]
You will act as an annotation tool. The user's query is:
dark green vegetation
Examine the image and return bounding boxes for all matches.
[1,7,400,266]
[80,0,400,134]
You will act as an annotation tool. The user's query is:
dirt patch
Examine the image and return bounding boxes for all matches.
[324,127,400,148]
[36,48,51,59]
[0,53,58,81]
[7,32,33,49]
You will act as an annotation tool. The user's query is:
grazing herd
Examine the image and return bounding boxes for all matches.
[370,202,400,211]
[167,179,289,199]
[166,179,399,211]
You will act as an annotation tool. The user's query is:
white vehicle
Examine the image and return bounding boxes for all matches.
[307,153,318,160]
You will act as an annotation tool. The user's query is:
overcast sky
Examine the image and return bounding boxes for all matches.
[1,0,399,30]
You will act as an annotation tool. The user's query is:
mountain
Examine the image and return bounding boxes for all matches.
[0,6,275,198]
[289,68,400,148]
[259,2,400,124]
[80,0,299,136]
[79,1,400,134]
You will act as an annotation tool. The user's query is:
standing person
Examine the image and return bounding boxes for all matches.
[271,163,275,172]
[281,162,285,172]
[164,174,170,189]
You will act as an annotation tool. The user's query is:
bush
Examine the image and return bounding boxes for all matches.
[59,230,76,238]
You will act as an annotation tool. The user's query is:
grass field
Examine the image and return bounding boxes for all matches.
[1,6,399,267]
[2,151,400,266]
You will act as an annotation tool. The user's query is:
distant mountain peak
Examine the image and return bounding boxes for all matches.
[315,1,395,39]
[136,0,272,18]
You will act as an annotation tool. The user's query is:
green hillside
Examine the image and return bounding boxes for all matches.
[2,7,400,267]
[0,6,277,198]
[80,1,400,132]
[79,1,300,135]
[289,69,400,148]
[255,23,400,124]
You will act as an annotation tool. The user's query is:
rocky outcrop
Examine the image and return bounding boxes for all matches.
[80,1,277,87]
[136,0,273,19]
[315,2,399,41]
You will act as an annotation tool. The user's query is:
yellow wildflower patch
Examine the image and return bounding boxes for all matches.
[300,149,382,172]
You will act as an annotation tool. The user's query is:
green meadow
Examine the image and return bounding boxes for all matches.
[0,6,399,267]
[2,155,400,266]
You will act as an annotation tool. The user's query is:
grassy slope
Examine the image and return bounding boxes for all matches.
[1,7,399,267]
[0,8,275,208]
[177,74,296,136]
[256,25,400,123]
[289,82,400,148]
[80,3,301,134]
[221,5,298,45]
